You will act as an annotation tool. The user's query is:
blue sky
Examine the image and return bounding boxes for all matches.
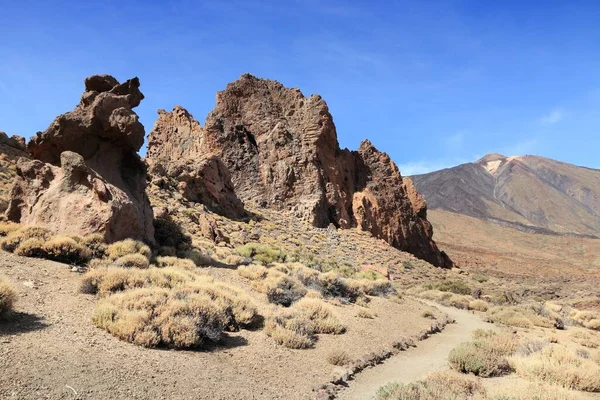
[1,0,599,175]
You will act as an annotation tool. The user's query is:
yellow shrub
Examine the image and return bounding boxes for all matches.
[292,298,345,334]
[115,253,150,269]
[154,256,196,269]
[80,266,198,294]
[106,239,151,260]
[1,226,51,252]
[0,222,20,237]
[509,344,600,392]
[376,371,486,400]
[0,277,16,316]
[468,299,489,312]
[93,287,226,348]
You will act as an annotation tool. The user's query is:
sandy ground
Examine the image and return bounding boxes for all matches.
[337,300,497,400]
[0,253,440,400]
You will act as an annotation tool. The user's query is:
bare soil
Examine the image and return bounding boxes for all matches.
[0,253,439,400]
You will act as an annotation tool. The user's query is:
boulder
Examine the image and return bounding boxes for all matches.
[6,75,155,244]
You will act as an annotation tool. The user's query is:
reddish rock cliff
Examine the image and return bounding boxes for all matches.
[147,74,451,267]
[6,75,155,244]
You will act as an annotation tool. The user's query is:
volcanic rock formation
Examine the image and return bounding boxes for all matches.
[0,132,29,211]
[6,75,155,244]
[147,74,451,267]
[147,107,245,220]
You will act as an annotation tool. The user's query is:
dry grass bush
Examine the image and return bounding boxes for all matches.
[92,287,226,348]
[185,281,258,330]
[0,222,20,237]
[80,266,200,294]
[485,305,557,329]
[417,289,475,310]
[468,299,489,312]
[236,243,286,265]
[376,371,486,400]
[327,349,352,366]
[237,264,269,280]
[346,278,396,297]
[422,310,436,319]
[154,256,196,269]
[106,239,151,261]
[508,344,600,392]
[293,298,345,334]
[41,236,92,264]
[448,330,518,377]
[0,277,16,317]
[424,279,472,295]
[570,309,600,330]
[14,235,92,265]
[1,226,51,252]
[82,233,107,259]
[357,309,377,319]
[115,253,150,269]
[264,308,314,349]
[492,383,588,400]
[570,330,600,349]
[182,249,213,266]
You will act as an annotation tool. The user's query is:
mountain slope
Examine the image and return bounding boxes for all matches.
[412,153,600,236]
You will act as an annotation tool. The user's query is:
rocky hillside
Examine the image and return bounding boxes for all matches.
[147,74,451,267]
[412,153,600,237]
[0,132,29,211]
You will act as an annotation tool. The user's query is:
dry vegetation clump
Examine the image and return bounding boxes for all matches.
[106,239,151,261]
[0,226,51,252]
[236,243,287,265]
[327,349,352,366]
[468,299,489,312]
[424,279,473,295]
[346,278,396,297]
[256,270,307,307]
[0,222,20,237]
[570,330,600,349]
[491,383,589,400]
[264,298,346,348]
[448,330,519,377]
[82,233,107,259]
[485,303,559,329]
[264,308,315,349]
[237,264,269,280]
[292,298,345,334]
[115,253,151,269]
[92,287,227,348]
[185,281,258,330]
[508,344,600,392]
[80,267,200,294]
[570,309,600,330]
[0,276,16,317]
[376,371,486,400]
[154,256,196,269]
[357,308,377,319]
[14,235,92,265]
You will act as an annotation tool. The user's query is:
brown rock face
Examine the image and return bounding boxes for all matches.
[147,107,245,219]
[0,132,30,212]
[6,75,155,244]
[148,74,450,267]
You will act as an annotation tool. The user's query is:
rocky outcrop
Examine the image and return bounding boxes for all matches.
[147,74,451,267]
[0,132,30,212]
[147,107,245,219]
[6,75,155,244]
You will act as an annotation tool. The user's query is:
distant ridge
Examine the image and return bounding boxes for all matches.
[411,154,600,236]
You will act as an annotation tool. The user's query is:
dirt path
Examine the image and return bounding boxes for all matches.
[337,300,497,400]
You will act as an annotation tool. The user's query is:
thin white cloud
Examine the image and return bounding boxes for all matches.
[444,131,465,150]
[503,137,539,156]
[539,108,564,125]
